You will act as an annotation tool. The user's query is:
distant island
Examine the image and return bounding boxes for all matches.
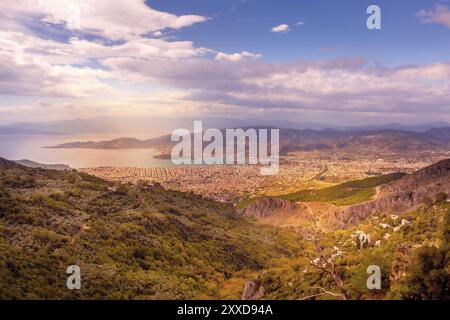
[152,154,172,160]
[45,137,168,150]
[45,136,173,160]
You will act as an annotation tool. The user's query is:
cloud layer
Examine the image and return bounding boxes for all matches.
[0,0,207,40]
[0,1,449,124]
[102,56,450,115]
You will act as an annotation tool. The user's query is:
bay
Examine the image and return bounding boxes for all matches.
[0,135,173,168]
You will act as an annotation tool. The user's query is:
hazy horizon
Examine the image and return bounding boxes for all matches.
[1,114,450,133]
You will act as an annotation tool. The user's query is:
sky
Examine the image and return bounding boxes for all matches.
[0,0,450,126]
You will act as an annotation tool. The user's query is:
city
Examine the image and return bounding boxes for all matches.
[81,152,449,203]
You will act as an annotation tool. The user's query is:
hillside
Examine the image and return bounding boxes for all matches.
[330,159,450,229]
[238,197,314,229]
[236,173,407,219]
[0,158,301,299]
[238,160,450,230]
[13,159,71,171]
[0,158,448,300]
[248,201,449,300]
[279,173,406,206]
[380,158,450,197]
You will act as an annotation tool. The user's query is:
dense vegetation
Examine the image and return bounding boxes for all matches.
[0,159,448,300]
[239,201,449,300]
[0,160,301,299]
[400,202,449,299]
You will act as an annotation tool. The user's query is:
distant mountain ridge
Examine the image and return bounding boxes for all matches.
[1,116,449,135]
[47,127,450,155]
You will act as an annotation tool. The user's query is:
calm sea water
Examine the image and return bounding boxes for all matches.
[0,135,173,168]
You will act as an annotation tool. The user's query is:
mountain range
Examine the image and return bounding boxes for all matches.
[47,127,450,156]
[1,116,449,136]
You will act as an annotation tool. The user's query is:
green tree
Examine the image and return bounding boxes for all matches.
[402,210,450,300]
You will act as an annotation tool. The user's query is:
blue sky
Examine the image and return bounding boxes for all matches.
[0,0,449,126]
[150,0,450,65]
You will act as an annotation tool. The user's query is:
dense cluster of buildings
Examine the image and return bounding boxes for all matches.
[81,152,449,203]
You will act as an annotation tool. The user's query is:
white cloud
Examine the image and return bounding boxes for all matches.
[0,0,449,124]
[0,33,113,98]
[0,0,211,98]
[295,21,305,26]
[0,30,210,95]
[70,37,209,61]
[271,24,290,33]
[0,0,208,40]
[100,56,450,115]
[418,5,450,28]
[214,51,262,62]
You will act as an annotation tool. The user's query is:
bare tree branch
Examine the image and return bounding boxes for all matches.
[303,230,349,300]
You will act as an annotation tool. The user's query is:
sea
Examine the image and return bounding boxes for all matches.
[0,135,173,168]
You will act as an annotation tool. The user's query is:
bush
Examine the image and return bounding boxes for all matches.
[423,196,433,208]
[435,192,448,204]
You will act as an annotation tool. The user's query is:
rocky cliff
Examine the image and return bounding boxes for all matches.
[330,159,450,229]
[237,197,314,227]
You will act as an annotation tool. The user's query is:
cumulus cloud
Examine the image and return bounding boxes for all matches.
[0,0,207,40]
[0,47,112,98]
[418,5,450,28]
[0,1,211,98]
[214,51,262,62]
[0,30,114,97]
[67,37,209,62]
[0,31,211,64]
[0,0,449,123]
[271,24,290,33]
[0,29,211,96]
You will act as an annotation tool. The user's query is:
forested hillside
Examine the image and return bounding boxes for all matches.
[0,158,301,299]
[0,158,448,300]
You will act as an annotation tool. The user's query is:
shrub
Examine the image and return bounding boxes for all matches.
[435,192,448,204]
